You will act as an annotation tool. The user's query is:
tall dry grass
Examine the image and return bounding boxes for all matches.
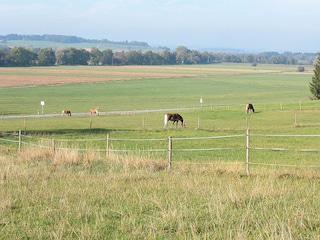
[1,146,320,239]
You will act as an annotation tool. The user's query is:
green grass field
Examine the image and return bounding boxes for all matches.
[1,64,320,167]
[0,64,314,115]
[1,64,320,239]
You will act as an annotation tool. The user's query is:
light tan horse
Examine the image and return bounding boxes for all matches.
[61,110,71,116]
[90,108,99,116]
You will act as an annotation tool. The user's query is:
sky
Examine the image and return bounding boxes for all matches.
[0,0,320,53]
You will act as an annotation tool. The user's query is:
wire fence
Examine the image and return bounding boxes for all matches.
[2,130,320,174]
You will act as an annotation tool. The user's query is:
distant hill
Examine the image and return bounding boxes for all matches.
[0,34,170,52]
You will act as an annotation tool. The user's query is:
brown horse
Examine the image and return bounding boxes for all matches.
[246,103,254,113]
[61,110,71,116]
[90,108,99,116]
[164,113,185,128]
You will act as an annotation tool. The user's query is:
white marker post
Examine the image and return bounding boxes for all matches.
[200,98,203,108]
[40,101,45,115]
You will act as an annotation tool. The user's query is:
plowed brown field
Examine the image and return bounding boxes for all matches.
[0,66,198,87]
[0,65,303,87]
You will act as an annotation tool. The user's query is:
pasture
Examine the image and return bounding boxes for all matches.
[1,64,320,239]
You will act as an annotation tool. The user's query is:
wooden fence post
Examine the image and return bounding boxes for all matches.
[246,128,250,176]
[52,139,56,155]
[168,136,172,169]
[18,130,21,153]
[106,134,109,159]
[197,117,200,129]
[24,119,27,135]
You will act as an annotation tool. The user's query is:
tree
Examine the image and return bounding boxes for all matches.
[55,49,66,65]
[8,47,37,66]
[101,49,113,65]
[88,47,102,66]
[55,48,89,65]
[143,51,162,65]
[77,49,90,65]
[37,48,56,66]
[127,50,143,65]
[175,46,189,64]
[187,50,201,64]
[159,50,176,65]
[0,48,7,66]
[309,54,320,100]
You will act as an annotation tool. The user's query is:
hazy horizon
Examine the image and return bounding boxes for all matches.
[1,0,320,53]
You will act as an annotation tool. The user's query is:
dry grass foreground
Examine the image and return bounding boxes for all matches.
[1,146,320,238]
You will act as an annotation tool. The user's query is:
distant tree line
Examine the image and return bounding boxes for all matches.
[0,45,317,67]
[0,34,149,46]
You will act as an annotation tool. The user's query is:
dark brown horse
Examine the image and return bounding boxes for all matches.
[164,113,185,128]
[246,103,254,113]
[61,110,71,116]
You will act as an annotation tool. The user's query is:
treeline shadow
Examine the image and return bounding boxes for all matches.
[21,128,135,136]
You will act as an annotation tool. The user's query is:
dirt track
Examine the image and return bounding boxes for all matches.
[1,107,195,119]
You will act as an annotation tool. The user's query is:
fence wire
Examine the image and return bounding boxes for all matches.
[2,131,320,169]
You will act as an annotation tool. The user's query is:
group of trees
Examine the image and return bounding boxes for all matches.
[0,45,317,67]
[0,34,149,46]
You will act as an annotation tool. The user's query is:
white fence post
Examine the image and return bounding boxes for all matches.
[168,136,172,169]
[300,100,302,110]
[246,128,250,175]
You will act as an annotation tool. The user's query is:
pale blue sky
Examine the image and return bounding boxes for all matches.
[1,0,319,52]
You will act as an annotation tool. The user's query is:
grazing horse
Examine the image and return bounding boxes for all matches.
[164,113,185,128]
[90,108,99,116]
[61,110,71,116]
[246,103,255,113]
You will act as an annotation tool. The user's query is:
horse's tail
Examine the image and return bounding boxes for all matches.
[164,114,168,127]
